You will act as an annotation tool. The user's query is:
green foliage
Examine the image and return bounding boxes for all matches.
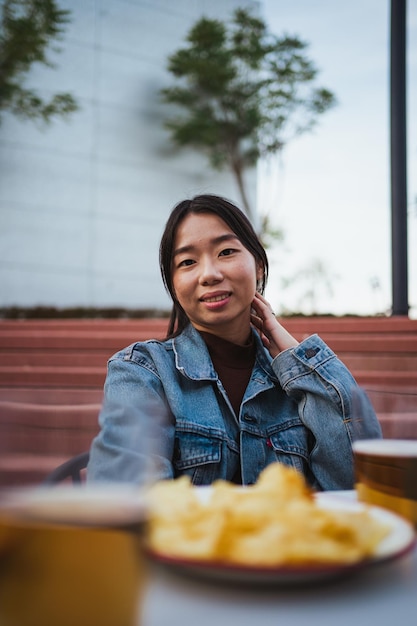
[0,0,78,124]
[259,213,284,249]
[161,7,336,218]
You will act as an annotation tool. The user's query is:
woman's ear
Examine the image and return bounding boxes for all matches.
[256,264,264,291]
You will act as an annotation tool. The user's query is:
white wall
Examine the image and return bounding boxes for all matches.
[0,0,258,310]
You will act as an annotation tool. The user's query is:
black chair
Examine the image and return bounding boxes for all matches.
[42,451,90,484]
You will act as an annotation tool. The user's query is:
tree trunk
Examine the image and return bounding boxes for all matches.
[230,160,253,221]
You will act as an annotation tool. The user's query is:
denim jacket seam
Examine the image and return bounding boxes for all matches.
[175,419,238,450]
[120,354,163,381]
[286,371,347,417]
[268,440,309,459]
[266,418,304,434]
[293,353,337,371]
[175,420,228,439]
[239,416,304,438]
[275,352,337,380]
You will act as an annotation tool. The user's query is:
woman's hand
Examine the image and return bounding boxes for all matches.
[251,292,299,359]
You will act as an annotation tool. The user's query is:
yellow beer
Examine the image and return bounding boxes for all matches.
[0,486,148,626]
[353,439,417,527]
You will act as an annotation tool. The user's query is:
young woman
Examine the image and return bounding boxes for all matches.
[87,194,381,490]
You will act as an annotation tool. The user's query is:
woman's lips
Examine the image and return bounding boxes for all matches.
[200,292,231,309]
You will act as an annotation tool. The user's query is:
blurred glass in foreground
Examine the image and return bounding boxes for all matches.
[0,483,149,626]
[353,439,417,528]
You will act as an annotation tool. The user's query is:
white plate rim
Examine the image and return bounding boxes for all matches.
[147,489,416,585]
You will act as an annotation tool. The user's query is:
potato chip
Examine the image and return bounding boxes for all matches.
[146,463,391,566]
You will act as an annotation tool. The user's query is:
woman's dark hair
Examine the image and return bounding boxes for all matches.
[159,194,269,338]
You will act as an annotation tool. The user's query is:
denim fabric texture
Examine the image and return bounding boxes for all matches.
[87,324,382,490]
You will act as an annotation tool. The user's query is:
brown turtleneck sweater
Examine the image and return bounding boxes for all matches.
[199,331,256,417]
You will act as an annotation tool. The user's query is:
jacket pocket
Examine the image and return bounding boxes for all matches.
[174,432,222,469]
[173,431,223,485]
[267,422,310,475]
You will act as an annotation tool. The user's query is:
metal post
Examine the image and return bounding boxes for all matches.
[390,0,408,315]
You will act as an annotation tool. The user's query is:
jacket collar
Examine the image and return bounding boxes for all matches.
[172,324,278,385]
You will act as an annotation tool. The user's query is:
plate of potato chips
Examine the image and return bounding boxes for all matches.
[145,463,416,584]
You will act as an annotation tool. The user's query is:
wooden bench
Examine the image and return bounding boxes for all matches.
[1,316,416,486]
[0,320,169,485]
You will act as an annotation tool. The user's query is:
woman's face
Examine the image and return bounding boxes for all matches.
[172,212,263,344]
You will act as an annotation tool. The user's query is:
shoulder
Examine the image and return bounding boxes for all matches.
[108,337,174,366]
[102,337,176,383]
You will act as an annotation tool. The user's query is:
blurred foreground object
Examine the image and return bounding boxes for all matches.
[147,463,390,566]
[0,484,148,626]
[354,438,417,527]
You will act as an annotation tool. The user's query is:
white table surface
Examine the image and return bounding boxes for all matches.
[141,491,417,626]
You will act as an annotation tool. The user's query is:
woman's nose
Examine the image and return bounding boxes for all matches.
[199,258,223,284]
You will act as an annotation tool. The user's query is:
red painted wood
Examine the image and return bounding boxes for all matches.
[1,317,416,487]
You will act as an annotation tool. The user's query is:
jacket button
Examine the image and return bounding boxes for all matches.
[305,347,319,359]
[243,415,257,423]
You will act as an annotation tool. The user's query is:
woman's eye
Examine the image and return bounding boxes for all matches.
[219,248,236,257]
[178,258,195,267]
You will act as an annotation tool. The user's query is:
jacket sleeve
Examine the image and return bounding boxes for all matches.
[86,353,176,485]
[271,334,382,490]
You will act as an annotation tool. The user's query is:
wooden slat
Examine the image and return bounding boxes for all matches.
[0,316,416,488]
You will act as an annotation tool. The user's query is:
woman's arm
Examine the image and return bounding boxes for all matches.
[273,336,382,490]
[87,355,175,485]
[251,293,381,489]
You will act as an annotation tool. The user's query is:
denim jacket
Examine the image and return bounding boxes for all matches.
[87,324,382,490]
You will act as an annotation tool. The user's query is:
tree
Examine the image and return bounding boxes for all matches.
[161,8,336,220]
[0,0,78,125]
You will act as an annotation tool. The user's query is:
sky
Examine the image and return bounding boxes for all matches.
[257,0,416,318]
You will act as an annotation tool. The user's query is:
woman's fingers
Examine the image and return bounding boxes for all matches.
[251,293,299,357]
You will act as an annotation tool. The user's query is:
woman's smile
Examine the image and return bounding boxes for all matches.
[200,291,231,308]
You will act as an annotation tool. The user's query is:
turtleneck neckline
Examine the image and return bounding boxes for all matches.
[198,331,255,369]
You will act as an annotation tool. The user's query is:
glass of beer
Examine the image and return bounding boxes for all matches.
[353,438,417,527]
[0,484,149,626]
